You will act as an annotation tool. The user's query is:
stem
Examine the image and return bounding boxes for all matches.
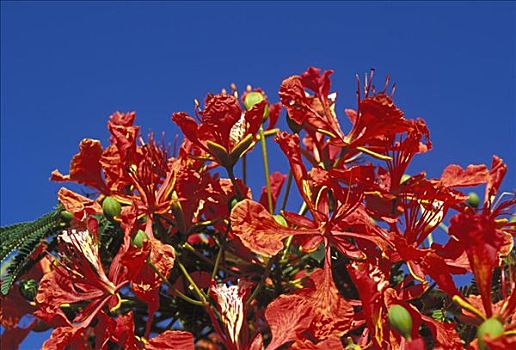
[452,295,486,320]
[182,242,234,275]
[246,256,276,307]
[149,261,205,306]
[177,261,207,303]
[211,246,224,280]
[280,170,293,212]
[259,126,273,213]
[242,154,247,185]
[280,201,307,262]
[280,236,293,263]
[226,166,243,200]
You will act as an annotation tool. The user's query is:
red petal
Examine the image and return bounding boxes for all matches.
[265,294,313,350]
[275,132,324,222]
[244,100,267,137]
[172,112,202,148]
[259,172,287,211]
[41,326,86,350]
[421,315,463,350]
[298,267,354,341]
[230,200,316,257]
[145,330,195,350]
[449,212,506,316]
[57,188,102,221]
[439,163,488,187]
[485,155,507,207]
[50,138,107,193]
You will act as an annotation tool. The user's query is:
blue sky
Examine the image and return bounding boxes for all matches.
[1,2,515,348]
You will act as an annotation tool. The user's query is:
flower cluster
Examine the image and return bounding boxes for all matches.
[1,67,515,350]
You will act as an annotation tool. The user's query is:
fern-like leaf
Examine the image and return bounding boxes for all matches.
[0,208,62,295]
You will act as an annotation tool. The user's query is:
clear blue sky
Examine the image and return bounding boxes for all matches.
[1,2,515,349]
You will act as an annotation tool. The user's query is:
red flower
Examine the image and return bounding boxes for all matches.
[34,219,149,348]
[96,311,195,350]
[449,213,506,317]
[279,67,343,139]
[51,138,107,193]
[209,279,254,350]
[172,93,266,169]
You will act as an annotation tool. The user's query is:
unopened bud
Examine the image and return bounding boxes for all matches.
[466,192,480,208]
[132,230,149,248]
[273,214,288,227]
[102,196,121,218]
[59,210,74,222]
[477,317,504,350]
[387,304,413,339]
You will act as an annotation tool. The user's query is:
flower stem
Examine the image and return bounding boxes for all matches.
[226,166,243,200]
[177,261,207,303]
[280,201,307,263]
[211,246,224,280]
[246,256,276,307]
[259,126,273,213]
[149,261,205,306]
[280,170,293,212]
[242,154,247,185]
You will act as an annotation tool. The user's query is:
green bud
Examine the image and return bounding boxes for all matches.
[229,197,240,211]
[273,214,288,227]
[467,192,481,208]
[19,279,38,301]
[59,210,74,222]
[132,230,149,248]
[244,92,265,110]
[477,318,504,350]
[400,174,411,184]
[387,304,413,339]
[244,91,269,119]
[102,196,121,218]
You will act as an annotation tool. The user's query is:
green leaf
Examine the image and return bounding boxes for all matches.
[0,207,62,295]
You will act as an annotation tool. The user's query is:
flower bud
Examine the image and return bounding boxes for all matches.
[229,197,240,211]
[477,317,504,350]
[273,214,288,227]
[467,192,480,208]
[59,210,74,222]
[400,174,411,184]
[244,91,265,111]
[244,91,269,119]
[19,279,38,301]
[388,304,413,339]
[132,230,149,248]
[102,196,121,218]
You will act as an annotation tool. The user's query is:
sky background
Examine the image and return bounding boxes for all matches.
[1,2,515,349]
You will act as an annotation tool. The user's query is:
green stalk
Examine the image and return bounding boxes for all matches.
[211,246,224,280]
[177,261,207,303]
[259,126,273,213]
[149,261,205,306]
[280,171,293,212]
[246,256,276,307]
[226,166,243,200]
[242,154,247,185]
[280,201,307,262]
